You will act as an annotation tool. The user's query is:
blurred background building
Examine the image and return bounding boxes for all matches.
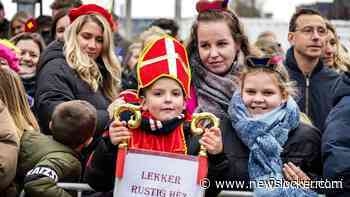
[6,0,350,50]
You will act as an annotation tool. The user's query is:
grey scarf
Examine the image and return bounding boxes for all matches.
[190,52,238,120]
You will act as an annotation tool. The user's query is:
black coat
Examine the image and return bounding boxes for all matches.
[284,47,339,131]
[323,72,350,197]
[206,117,322,197]
[0,19,9,39]
[34,41,110,135]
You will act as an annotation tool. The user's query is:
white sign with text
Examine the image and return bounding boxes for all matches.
[114,148,204,197]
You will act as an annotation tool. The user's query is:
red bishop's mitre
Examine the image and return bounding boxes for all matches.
[137,36,191,99]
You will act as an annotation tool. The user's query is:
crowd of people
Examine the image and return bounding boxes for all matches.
[0,0,349,196]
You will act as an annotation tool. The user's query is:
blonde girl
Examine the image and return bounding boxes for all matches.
[225,55,321,196]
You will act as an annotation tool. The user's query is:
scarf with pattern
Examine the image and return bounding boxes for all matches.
[228,91,317,197]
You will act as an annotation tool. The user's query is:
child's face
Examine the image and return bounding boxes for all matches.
[242,71,286,117]
[143,77,186,121]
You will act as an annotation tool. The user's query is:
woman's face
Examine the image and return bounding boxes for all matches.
[16,39,40,77]
[322,31,337,67]
[197,21,239,75]
[77,21,103,60]
[55,15,70,41]
[12,19,25,36]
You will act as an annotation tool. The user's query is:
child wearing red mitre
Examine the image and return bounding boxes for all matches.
[84,36,224,192]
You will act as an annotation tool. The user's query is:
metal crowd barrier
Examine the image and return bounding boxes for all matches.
[19,184,327,197]
[19,183,94,197]
[218,191,254,197]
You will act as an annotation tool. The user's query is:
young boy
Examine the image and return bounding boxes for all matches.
[84,36,224,192]
[17,100,96,197]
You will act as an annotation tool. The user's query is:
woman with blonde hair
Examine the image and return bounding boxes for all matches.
[322,21,349,73]
[0,68,39,137]
[0,67,38,196]
[0,69,22,197]
[35,4,122,135]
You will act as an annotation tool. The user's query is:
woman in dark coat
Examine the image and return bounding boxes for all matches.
[35,4,122,135]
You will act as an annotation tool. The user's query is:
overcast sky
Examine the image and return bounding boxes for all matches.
[2,0,333,22]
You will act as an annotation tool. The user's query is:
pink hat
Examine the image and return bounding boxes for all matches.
[0,43,19,72]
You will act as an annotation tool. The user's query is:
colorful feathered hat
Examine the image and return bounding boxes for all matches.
[0,39,20,54]
[68,4,116,31]
[137,36,191,99]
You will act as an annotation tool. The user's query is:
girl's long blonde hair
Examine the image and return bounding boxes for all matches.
[64,14,121,101]
[0,68,39,138]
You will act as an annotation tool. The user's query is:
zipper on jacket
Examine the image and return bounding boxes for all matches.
[305,74,310,116]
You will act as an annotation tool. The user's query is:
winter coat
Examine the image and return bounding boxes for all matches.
[0,100,19,197]
[16,131,81,197]
[206,119,322,197]
[323,72,350,197]
[34,40,110,135]
[284,47,339,130]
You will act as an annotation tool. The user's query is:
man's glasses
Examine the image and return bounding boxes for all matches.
[245,55,285,80]
[294,26,328,37]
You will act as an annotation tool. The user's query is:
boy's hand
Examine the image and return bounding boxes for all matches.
[109,120,132,146]
[199,127,223,155]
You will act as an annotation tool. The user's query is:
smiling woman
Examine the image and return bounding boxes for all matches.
[11,32,46,98]
[35,4,122,136]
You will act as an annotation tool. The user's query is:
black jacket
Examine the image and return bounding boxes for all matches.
[0,19,9,39]
[323,72,350,197]
[83,123,205,192]
[34,41,110,135]
[21,75,36,98]
[206,117,322,197]
[284,47,339,130]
